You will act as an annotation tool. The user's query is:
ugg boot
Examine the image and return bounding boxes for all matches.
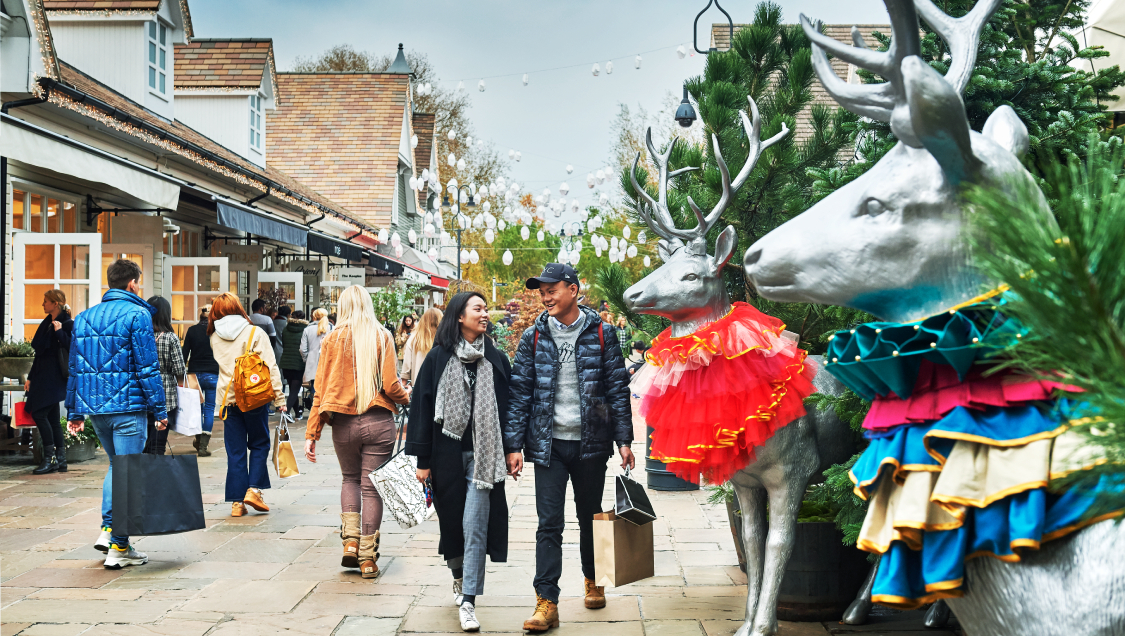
[523,594,559,632]
[33,444,58,475]
[359,532,379,579]
[194,433,212,457]
[340,512,361,568]
[55,443,67,473]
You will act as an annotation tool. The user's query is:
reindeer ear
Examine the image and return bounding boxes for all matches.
[982,105,1029,159]
[711,226,737,274]
[902,56,982,186]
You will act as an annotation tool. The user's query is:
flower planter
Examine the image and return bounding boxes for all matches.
[32,432,100,463]
[0,357,35,383]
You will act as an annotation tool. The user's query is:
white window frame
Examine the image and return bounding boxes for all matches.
[13,233,102,340]
[147,20,169,98]
[249,94,263,151]
[162,257,230,336]
[102,244,154,299]
[257,272,304,313]
[11,181,82,234]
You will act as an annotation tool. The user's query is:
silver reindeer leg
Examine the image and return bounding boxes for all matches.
[841,554,880,624]
[752,469,814,635]
[731,476,767,636]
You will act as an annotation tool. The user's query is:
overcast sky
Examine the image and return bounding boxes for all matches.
[190,0,890,206]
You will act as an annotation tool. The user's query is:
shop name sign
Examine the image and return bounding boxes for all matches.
[286,260,325,287]
[218,244,264,271]
[400,266,429,285]
[337,267,365,287]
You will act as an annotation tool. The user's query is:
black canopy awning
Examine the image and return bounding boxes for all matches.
[368,252,405,276]
[216,201,307,247]
[307,232,364,262]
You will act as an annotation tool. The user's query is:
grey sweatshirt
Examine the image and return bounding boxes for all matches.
[547,312,585,441]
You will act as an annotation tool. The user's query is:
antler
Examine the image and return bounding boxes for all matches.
[800,0,1000,124]
[630,95,788,251]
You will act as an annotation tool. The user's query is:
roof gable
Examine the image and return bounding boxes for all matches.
[174,38,277,97]
[43,0,193,37]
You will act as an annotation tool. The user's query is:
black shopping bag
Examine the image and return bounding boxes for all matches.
[615,468,656,526]
[112,451,205,536]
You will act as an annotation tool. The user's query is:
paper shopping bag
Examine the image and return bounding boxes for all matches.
[615,469,657,526]
[272,417,299,479]
[184,374,205,403]
[593,510,654,588]
[112,451,206,536]
[12,401,36,428]
[172,387,203,436]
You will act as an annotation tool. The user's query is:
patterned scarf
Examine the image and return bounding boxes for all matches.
[434,336,506,489]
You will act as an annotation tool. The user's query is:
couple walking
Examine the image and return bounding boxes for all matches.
[405,263,635,632]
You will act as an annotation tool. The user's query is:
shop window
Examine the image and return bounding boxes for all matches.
[13,188,79,233]
[147,21,168,95]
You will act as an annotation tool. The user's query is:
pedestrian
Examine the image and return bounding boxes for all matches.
[26,289,73,475]
[144,296,185,455]
[249,298,282,361]
[407,291,512,632]
[66,258,166,569]
[401,308,441,387]
[615,315,631,347]
[626,341,647,376]
[274,304,290,344]
[328,312,337,327]
[395,314,414,371]
[300,308,332,412]
[209,292,286,517]
[279,310,308,419]
[599,310,612,325]
[304,286,410,579]
[505,263,634,631]
[182,306,219,456]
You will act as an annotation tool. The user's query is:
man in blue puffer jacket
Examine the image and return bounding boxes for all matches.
[66,258,167,570]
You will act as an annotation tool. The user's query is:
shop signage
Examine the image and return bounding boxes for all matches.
[307,232,364,262]
[286,260,325,287]
[399,266,429,285]
[337,267,365,287]
[218,244,264,271]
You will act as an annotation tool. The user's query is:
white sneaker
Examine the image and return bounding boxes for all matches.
[104,545,148,569]
[94,528,112,553]
[453,577,464,607]
[459,602,480,632]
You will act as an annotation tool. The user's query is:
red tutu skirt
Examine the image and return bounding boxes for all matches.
[636,302,816,485]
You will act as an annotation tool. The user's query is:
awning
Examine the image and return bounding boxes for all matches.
[368,252,405,276]
[217,200,307,247]
[1,118,181,210]
[307,232,364,262]
[430,276,449,289]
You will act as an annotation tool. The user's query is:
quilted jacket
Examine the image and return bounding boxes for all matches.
[505,305,633,466]
[65,289,167,420]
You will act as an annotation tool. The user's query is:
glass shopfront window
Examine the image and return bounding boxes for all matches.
[12,188,79,233]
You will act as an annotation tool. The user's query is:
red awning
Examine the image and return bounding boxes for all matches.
[430,276,449,289]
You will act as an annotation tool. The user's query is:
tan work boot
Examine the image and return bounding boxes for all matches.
[340,512,361,568]
[244,488,269,512]
[584,577,606,609]
[359,532,379,579]
[231,502,246,517]
[522,594,559,632]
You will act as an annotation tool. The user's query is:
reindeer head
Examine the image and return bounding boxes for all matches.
[625,98,788,337]
[744,0,1048,323]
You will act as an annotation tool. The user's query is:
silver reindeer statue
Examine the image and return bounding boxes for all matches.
[745,0,1125,634]
[624,99,855,636]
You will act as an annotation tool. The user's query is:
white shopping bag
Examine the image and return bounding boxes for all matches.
[173,386,203,436]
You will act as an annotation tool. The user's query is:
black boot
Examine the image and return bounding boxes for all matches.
[55,443,68,472]
[33,445,58,475]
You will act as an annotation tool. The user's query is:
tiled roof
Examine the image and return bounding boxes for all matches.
[267,73,411,228]
[174,39,275,93]
[43,1,161,9]
[711,23,888,152]
[48,60,368,230]
[411,112,435,174]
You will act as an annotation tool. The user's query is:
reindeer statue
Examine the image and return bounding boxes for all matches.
[624,99,856,636]
[744,0,1125,634]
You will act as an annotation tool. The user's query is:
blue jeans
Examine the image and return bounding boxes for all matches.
[90,412,148,548]
[195,373,218,433]
[223,404,271,502]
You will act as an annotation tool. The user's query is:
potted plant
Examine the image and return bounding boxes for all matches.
[0,340,36,384]
[32,417,101,463]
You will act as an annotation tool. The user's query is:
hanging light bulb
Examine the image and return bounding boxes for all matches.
[522,73,529,86]
[456,158,466,171]
[391,232,402,247]
[570,199,580,212]
[447,178,459,191]
[478,79,486,92]
[559,182,569,196]
[434,211,444,227]
[485,228,495,244]
[571,250,581,265]
[591,63,600,77]
[643,255,651,267]
[503,249,514,265]
[469,249,479,264]
[587,219,596,233]
[537,230,545,242]
[623,226,631,239]
[485,214,496,229]
[611,236,619,250]
[410,134,418,149]
[558,249,569,264]
[553,206,562,218]
[408,176,418,190]
[599,192,609,205]
[427,247,439,260]
[448,129,457,141]
[424,211,434,225]
[408,229,418,245]
[521,226,530,241]
[638,230,647,243]
[609,247,619,261]
[472,214,484,229]
[627,245,638,259]
[565,164,574,174]
[482,201,492,213]
[595,245,603,257]
[424,223,436,238]
[508,149,515,159]
[395,244,404,258]
[515,151,522,162]
[587,173,595,189]
[635,55,642,69]
[460,249,470,264]
[606,61,614,74]
[378,228,389,244]
[677,45,687,59]
[596,169,605,184]
[498,219,507,231]
[447,153,456,167]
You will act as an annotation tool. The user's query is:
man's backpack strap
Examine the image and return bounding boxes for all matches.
[598,321,604,352]
[533,329,539,352]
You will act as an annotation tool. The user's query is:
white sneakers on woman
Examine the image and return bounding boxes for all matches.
[459,602,480,632]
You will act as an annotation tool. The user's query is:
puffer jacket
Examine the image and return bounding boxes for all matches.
[278,319,308,371]
[505,305,632,465]
[65,289,166,420]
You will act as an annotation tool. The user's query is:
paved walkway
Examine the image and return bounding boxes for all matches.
[0,417,959,636]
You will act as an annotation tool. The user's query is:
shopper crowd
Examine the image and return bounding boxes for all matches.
[32,258,637,633]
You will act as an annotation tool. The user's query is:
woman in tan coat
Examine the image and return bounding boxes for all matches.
[304,285,410,578]
[401,307,442,386]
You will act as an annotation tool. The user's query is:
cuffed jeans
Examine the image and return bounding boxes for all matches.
[222,404,271,502]
[89,412,148,548]
[447,451,491,596]
[533,438,608,603]
[195,373,218,433]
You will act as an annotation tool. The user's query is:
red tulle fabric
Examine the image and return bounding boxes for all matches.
[636,303,816,485]
[863,359,1068,431]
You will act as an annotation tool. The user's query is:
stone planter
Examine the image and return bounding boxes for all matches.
[0,357,35,383]
[32,432,99,463]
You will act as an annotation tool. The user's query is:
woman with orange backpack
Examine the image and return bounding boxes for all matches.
[209,292,287,517]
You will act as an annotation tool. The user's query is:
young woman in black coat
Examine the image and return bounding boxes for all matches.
[406,292,511,632]
[26,289,74,475]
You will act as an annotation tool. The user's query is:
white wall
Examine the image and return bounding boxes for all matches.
[51,22,147,105]
[175,94,257,164]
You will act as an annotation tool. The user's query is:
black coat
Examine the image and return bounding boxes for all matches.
[405,339,511,563]
[505,306,633,466]
[182,320,219,374]
[26,312,73,414]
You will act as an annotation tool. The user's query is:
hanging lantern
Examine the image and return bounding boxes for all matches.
[457,80,465,91]
[503,249,514,265]
[605,61,614,74]
[638,230,647,243]
[558,249,569,264]
[521,226,530,241]
[408,229,418,245]
[522,73,529,86]
[378,228,389,244]
[595,245,603,257]
[677,45,687,59]
[611,236,619,250]
[441,231,452,246]
[410,134,419,149]
[448,177,459,190]
[458,214,468,229]
[472,214,483,229]
[587,219,596,233]
[609,247,619,261]
[482,201,492,213]
[424,211,433,225]
[509,149,515,159]
[394,244,404,258]
[599,192,609,205]
[587,173,595,188]
[424,223,436,238]
[485,228,495,244]
[627,245,638,259]
[553,206,562,218]
[571,250,581,265]
[478,79,486,92]
[485,214,496,229]
[460,249,470,264]
[621,239,630,254]
[424,82,432,94]
[456,158,466,171]
[434,211,444,227]
[421,168,430,182]
[537,230,545,242]
[559,182,569,196]
[635,55,642,69]
[643,255,651,267]
[596,169,606,184]
[570,199,580,212]
[447,153,456,167]
[408,176,418,189]
[574,239,583,252]
[623,226,631,239]
[515,151,522,162]
[566,164,574,174]
[428,247,439,260]
[591,63,600,77]
[469,249,480,264]
[391,232,402,247]
[448,129,457,141]
[498,219,507,231]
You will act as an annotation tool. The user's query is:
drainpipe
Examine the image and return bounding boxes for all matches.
[1,94,47,114]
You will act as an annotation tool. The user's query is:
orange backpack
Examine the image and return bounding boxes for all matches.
[221,326,275,416]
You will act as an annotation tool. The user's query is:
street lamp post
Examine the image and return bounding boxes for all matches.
[441,184,476,281]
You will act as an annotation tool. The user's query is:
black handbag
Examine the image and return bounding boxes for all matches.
[57,346,69,379]
[111,446,205,536]
[615,468,657,526]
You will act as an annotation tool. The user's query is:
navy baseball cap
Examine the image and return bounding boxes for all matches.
[526,263,579,289]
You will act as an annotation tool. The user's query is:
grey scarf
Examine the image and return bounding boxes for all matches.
[434,337,506,489]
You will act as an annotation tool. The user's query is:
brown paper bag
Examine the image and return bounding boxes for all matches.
[272,419,300,479]
[593,510,654,588]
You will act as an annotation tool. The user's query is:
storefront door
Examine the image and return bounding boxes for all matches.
[13,233,102,340]
[257,272,304,313]
[101,244,154,300]
[162,257,229,338]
